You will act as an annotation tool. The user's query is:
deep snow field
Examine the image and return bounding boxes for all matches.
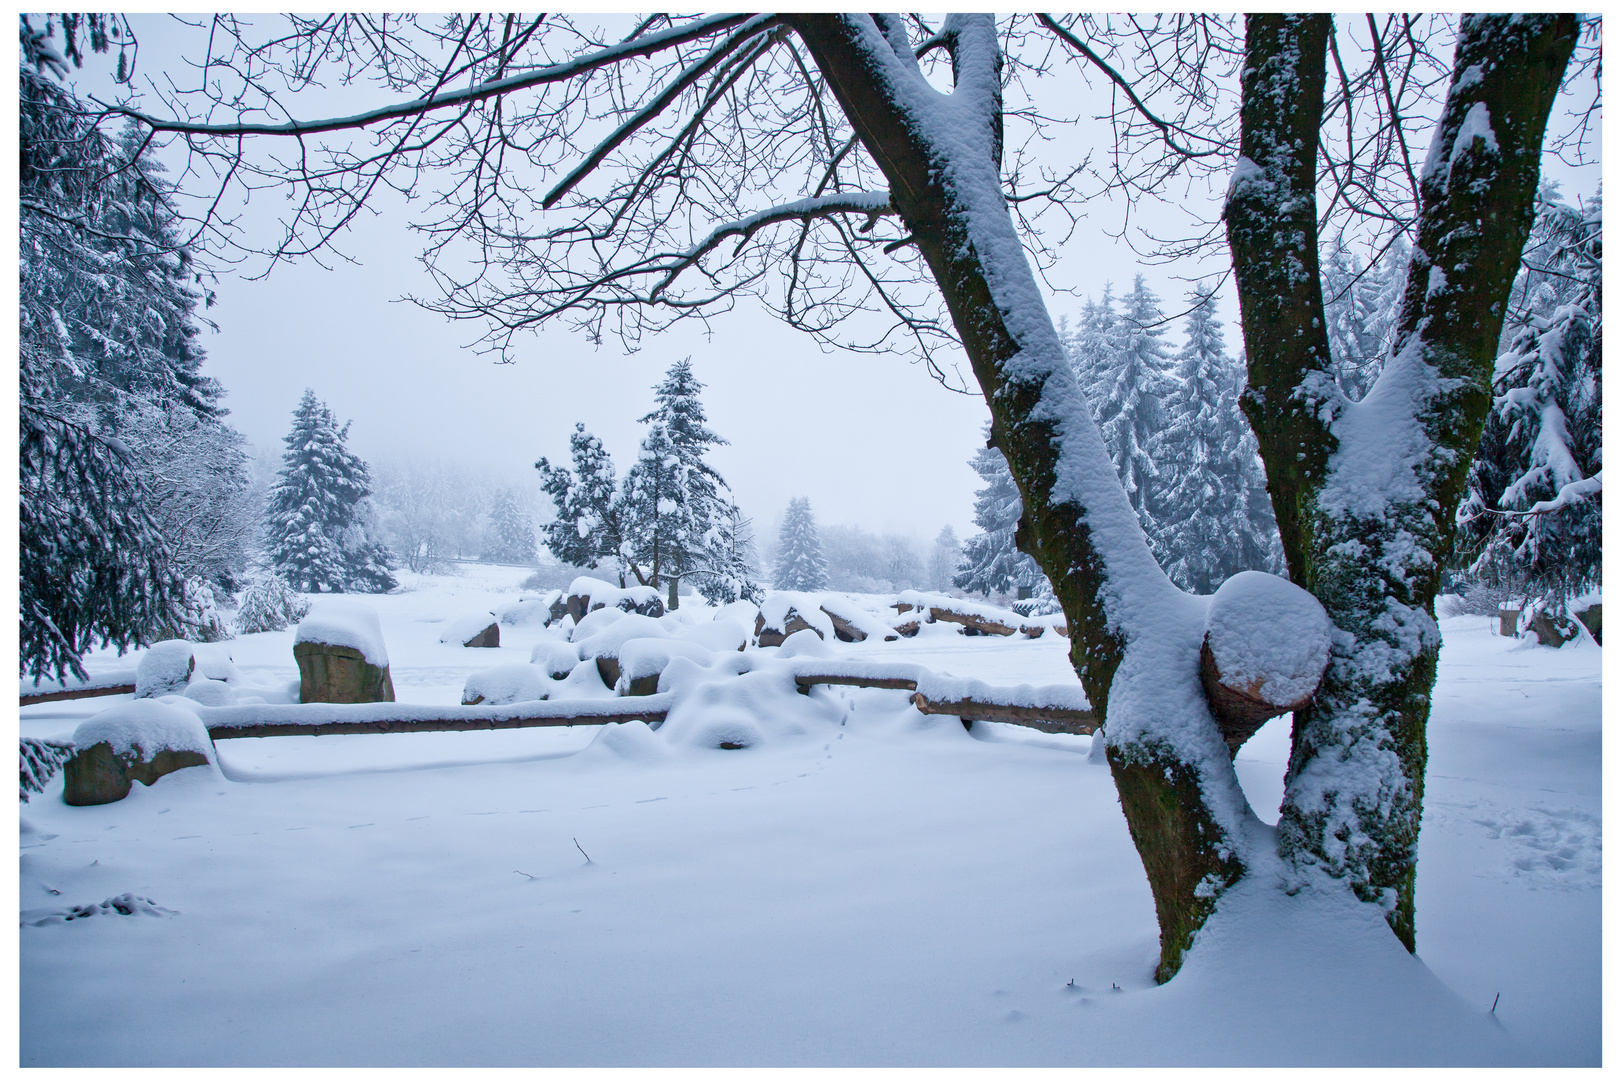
[18,564,1601,1066]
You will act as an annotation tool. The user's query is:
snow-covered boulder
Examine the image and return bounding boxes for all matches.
[755,592,833,647]
[494,591,561,627]
[566,576,665,622]
[778,628,832,659]
[1200,571,1333,753]
[570,605,627,643]
[293,599,395,704]
[64,700,216,806]
[134,640,195,699]
[191,643,239,684]
[462,664,549,706]
[616,638,716,696]
[530,640,581,680]
[575,613,671,689]
[441,613,500,648]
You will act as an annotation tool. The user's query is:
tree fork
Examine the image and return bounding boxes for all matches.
[1230,14,1578,951]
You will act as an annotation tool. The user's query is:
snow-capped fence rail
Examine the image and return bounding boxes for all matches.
[20,683,137,708]
[788,659,1095,735]
[201,695,675,740]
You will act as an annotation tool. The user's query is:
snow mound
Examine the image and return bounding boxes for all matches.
[462,664,548,706]
[134,641,194,699]
[1205,572,1333,707]
[295,599,389,666]
[713,598,760,626]
[73,700,215,764]
[496,590,561,626]
[182,680,237,707]
[569,606,626,643]
[580,720,673,765]
[439,612,498,646]
[575,613,671,661]
[658,667,837,751]
[190,643,239,684]
[617,638,717,686]
[530,640,580,679]
[679,618,749,653]
[778,628,832,659]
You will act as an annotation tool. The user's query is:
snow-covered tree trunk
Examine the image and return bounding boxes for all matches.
[791,15,1254,981]
[1226,14,1577,950]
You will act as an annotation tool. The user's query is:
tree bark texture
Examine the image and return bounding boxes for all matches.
[790,14,1246,982]
[1227,14,1577,950]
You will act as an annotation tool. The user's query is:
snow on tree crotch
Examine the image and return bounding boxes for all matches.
[1200,572,1332,755]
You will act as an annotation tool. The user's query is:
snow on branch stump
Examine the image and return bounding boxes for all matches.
[1199,572,1333,756]
[293,600,395,704]
[63,701,216,806]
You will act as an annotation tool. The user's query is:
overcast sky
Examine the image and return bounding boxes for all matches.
[54,15,1602,549]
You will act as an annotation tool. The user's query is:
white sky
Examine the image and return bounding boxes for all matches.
[46,15,1602,548]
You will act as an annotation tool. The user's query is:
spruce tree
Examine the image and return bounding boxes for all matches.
[537,423,634,583]
[1458,188,1602,604]
[482,487,538,565]
[927,525,960,592]
[773,497,828,590]
[1095,274,1175,544]
[1321,235,1409,400]
[634,358,730,608]
[265,390,396,593]
[953,430,1043,596]
[1156,286,1283,593]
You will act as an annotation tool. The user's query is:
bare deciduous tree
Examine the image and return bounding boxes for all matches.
[69,12,1589,980]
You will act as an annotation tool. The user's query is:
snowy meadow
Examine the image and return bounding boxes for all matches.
[19,566,1600,1066]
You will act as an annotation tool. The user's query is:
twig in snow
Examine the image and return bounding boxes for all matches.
[574,838,592,864]
[1492,992,1501,1014]
[513,870,536,881]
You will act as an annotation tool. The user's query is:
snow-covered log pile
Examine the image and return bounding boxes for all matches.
[566,577,664,622]
[815,594,901,643]
[1199,572,1332,754]
[293,600,395,704]
[64,700,217,806]
[892,590,1057,638]
[754,591,835,647]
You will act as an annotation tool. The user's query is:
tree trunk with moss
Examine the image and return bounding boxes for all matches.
[1226,14,1577,950]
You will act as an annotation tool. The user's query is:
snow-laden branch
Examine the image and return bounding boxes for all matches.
[103,14,760,137]
[1462,470,1602,522]
[650,192,894,301]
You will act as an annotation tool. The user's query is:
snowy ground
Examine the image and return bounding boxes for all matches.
[18,565,1601,1065]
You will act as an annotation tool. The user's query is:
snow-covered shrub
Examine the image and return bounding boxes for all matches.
[235,575,310,634]
[174,577,231,642]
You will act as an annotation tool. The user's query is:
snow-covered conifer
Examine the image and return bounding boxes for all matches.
[234,574,311,634]
[954,432,1044,597]
[1459,188,1602,603]
[482,488,538,566]
[1321,235,1409,401]
[773,497,828,591]
[1095,275,1176,541]
[537,423,631,581]
[1156,286,1283,593]
[264,390,396,593]
[927,525,960,592]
